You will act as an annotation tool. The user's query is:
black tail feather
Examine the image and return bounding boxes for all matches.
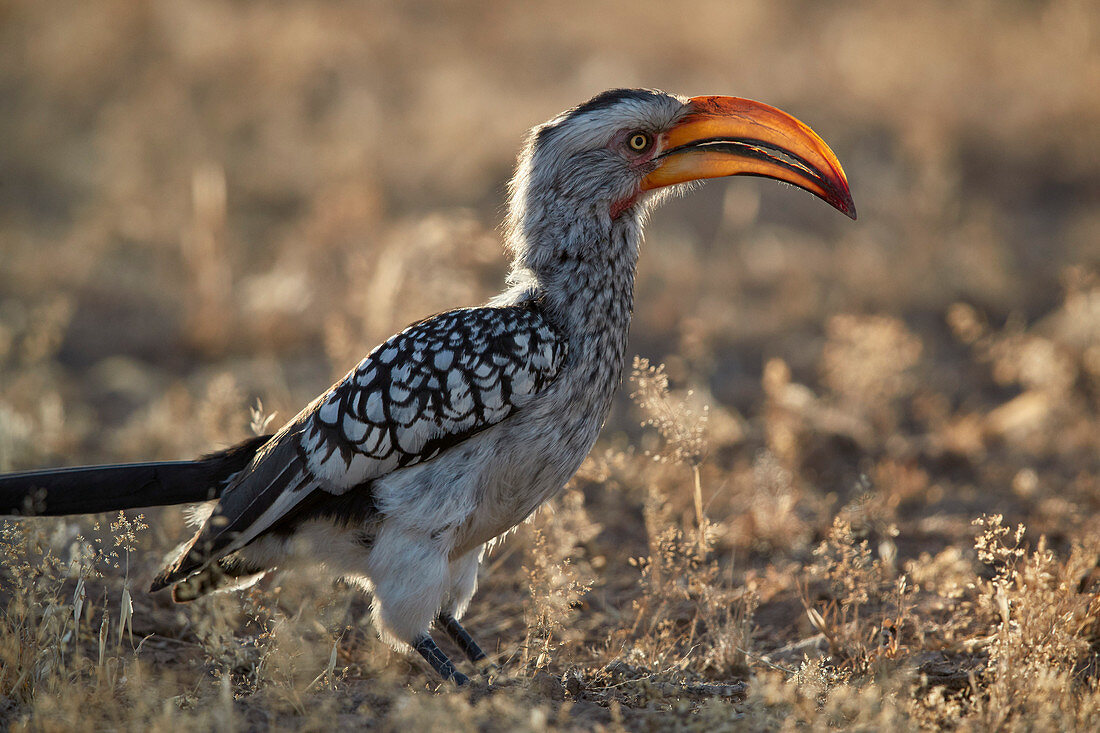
[0,434,272,517]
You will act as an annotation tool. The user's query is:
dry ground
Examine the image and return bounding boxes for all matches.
[2,1,1099,730]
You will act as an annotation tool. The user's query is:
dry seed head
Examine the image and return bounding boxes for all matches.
[249,398,277,436]
[110,512,148,554]
[629,356,709,467]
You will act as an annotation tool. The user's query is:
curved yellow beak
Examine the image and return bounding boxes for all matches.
[642,96,856,219]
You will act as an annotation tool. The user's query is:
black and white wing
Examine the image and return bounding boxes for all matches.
[152,304,565,589]
[303,305,566,481]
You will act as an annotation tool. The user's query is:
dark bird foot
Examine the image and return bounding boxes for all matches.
[476,660,503,682]
[414,634,468,686]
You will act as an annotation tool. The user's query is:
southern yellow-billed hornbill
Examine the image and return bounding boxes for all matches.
[0,90,854,684]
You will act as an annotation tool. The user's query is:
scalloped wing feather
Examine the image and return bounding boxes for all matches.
[152,304,565,589]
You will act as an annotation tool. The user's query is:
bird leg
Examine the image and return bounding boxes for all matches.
[437,613,488,665]
[413,634,469,686]
[437,612,501,679]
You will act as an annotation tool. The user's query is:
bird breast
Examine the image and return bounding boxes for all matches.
[371,215,643,557]
[370,371,613,560]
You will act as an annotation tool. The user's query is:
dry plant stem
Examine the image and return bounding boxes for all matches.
[693,464,705,553]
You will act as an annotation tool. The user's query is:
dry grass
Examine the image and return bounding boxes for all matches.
[2,0,1100,729]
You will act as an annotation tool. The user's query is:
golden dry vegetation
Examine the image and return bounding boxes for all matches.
[1,0,1099,729]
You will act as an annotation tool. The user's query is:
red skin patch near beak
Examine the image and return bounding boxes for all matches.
[610,191,641,219]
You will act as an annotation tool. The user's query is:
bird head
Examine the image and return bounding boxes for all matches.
[508,89,854,248]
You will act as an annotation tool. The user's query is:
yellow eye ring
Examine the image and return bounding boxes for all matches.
[627,132,650,151]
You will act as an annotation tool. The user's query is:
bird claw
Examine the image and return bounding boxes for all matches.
[476,659,503,682]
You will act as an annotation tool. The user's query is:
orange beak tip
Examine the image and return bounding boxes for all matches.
[835,192,858,220]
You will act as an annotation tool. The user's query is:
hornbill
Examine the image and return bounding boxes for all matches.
[0,89,854,684]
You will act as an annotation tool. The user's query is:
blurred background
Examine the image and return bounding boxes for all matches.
[1,0,1096,470]
[0,0,1099,717]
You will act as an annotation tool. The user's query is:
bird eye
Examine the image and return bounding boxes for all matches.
[627,132,651,152]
